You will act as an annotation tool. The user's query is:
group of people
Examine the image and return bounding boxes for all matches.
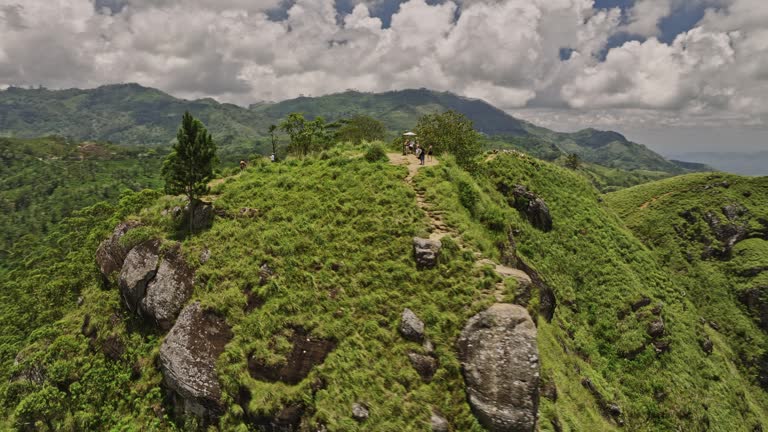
[403,139,433,165]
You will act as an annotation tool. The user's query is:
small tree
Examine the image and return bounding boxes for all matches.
[415,110,481,172]
[335,115,386,145]
[162,111,217,235]
[280,113,328,157]
[565,153,581,170]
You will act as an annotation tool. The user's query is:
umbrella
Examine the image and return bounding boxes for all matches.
[403,132,417,136]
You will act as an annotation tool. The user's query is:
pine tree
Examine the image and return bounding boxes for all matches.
[162,112,217,235]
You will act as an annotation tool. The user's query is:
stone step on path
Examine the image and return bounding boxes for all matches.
[476,259,533,302]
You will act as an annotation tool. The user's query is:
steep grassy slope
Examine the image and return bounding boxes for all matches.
[606,173,768,393]
[1,150,763,431]
[0,136,164,255]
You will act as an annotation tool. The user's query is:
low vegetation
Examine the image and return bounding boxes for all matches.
[1,139,766,430]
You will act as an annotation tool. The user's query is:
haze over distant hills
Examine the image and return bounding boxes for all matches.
[665,151,768,176]
[0,83,708,176]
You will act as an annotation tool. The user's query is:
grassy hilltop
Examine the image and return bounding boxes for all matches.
[1,145,766,431]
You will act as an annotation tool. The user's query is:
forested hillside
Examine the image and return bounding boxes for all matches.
[0,136,163,255]
[1,145,765,431]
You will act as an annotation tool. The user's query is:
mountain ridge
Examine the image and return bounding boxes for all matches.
[0,83,708,176]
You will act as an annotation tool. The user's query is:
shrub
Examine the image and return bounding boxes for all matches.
[479,203,507,232]
[364,144,387,163]
[457,180,478,216]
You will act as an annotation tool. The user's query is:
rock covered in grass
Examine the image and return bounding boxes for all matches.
[96,220,141,286]
[159,302,233,424]
[647,318,665,338]
[457,303,539,432]
[400,308,425,342]
[408,352,438,382]
[248,328,336,385]
[738,287,768,330]
[413,237,441,269]
[119,240,160,312]
[499,184,553,232]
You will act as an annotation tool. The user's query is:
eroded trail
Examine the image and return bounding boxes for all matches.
[387,153,531,301]
[387,153,448,242]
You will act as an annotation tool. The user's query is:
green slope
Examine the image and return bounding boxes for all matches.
[606,173,768,396]
[1,148,764,431]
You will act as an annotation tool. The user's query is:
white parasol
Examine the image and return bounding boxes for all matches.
[403,132,417,136]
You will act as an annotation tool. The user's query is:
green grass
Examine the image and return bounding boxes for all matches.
[1,150,767,431]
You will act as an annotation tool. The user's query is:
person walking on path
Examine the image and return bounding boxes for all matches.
[427,144,433,162]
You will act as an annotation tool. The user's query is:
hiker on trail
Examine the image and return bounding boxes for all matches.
[270,153,276,163]
[427,144,433,162]
[240,160,247,170]
[403,139,408,156]
[408,140,415,154]
[416,144,425,165]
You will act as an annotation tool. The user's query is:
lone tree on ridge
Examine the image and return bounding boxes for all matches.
[162,111,217,235]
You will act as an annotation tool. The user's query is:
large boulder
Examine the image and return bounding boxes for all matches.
[140,246,195,331]
[159,302,233,424]
[95,221,141,286]
[413,237,441,269]
[457,304,540,432]
[118,240,195,330]
[118,240,160,313]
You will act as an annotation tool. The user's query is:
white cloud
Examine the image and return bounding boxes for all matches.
[0,0,766,139]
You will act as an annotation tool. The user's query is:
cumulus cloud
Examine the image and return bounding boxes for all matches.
[0,0,766,137]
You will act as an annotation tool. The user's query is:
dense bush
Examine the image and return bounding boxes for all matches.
[364,143,388,163]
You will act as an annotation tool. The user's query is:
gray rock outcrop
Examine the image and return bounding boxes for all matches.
[117,240,194,330]
[118,240,160,313]
[96,220,141,286]
[140,246,195,331]
[413,237,441,269]
[400,308,425,342]
[457,303,540,432]
[159,302,233,424]
[431,410,449,432]
[497,184,553,232]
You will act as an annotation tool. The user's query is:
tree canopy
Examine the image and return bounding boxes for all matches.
[335,115,386,145]
[415,110,481,172]
[280,113,329,157]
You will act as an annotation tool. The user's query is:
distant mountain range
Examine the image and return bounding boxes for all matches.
[0,83,709,175]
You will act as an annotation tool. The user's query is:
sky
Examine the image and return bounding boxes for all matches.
[0,0,766,154]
